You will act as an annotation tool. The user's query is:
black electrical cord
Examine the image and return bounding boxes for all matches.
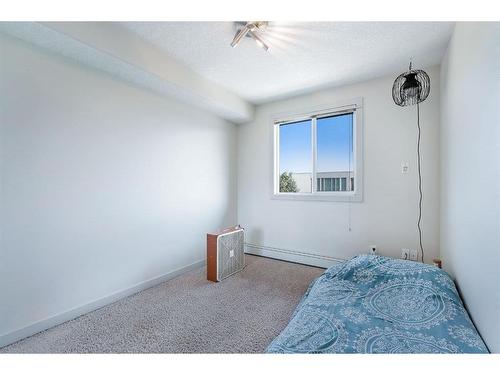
[348,113,353,232]
[416,102,424,263]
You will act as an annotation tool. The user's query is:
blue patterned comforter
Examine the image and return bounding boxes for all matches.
[266,255,488,353]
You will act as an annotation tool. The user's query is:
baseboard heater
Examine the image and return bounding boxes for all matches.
[244,243,344,269]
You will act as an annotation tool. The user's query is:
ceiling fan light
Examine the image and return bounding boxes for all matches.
[248,30,269,51]
[230,21,270,51]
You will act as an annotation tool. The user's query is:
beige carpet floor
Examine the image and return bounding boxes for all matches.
[0,255,323,353]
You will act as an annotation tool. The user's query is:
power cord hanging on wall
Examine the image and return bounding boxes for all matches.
[416,102,424,263]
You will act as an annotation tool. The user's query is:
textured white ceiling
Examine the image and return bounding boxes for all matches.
[120,22,454,104]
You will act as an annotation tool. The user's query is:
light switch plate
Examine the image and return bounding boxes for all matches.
[401,162,409,174]
[229,250,234,258]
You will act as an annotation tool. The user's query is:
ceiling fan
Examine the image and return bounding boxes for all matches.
[230,21,270,51]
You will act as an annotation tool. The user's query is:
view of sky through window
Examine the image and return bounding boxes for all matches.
[279,120,312,174]
[317,113,353,173]
[279,113,353,174]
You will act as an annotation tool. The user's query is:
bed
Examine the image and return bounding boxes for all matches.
[266,255,488,353]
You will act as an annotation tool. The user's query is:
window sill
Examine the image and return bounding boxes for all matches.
[271,192,363,202]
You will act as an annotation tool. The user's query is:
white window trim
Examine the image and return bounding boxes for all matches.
[271,98,363,202]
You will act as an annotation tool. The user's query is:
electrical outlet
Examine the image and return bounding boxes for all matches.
[370,245,377,255]
[401,162,409,174]
[409,249,418,261]
[229,250,234,258]
[401,248,410,260]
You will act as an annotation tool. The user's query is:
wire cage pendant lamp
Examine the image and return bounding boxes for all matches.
[392,61,430,107]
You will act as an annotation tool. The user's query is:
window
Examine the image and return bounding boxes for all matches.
[273,100,363,201]
[278,119,312,193]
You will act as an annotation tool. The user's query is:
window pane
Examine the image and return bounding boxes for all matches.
[316,113,354,192]
[325,178,332,191]
[279,120,312,193]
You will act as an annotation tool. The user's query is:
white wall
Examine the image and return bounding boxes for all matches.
[0,35,237,344]
[238,67,441,265]
[440,22,500,353]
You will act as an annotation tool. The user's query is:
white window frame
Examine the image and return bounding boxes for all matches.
[272,98,363,202]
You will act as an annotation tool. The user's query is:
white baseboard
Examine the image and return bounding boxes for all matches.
[0,259,205,349]
[245,243,344,269]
